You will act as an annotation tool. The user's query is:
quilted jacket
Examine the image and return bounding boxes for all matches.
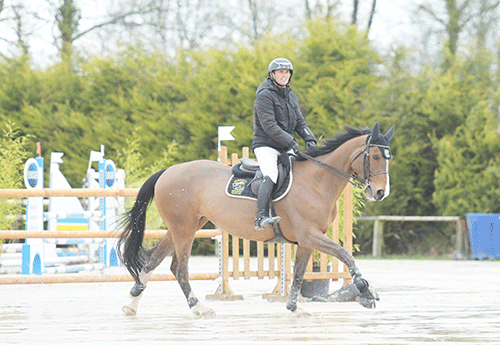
[252,77,316,152]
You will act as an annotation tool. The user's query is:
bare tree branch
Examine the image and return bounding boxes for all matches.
[366,0,376,34]
[352,0,358,25]
[418,4,447,26]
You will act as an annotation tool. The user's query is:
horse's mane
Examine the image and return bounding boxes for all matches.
[296,125,371,161]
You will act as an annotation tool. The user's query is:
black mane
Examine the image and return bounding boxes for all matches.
[296,125,371,161]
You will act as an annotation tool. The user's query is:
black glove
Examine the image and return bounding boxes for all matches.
[305,140,317,151]
[291,143,301,155]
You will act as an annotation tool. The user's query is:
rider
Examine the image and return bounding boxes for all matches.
[252,57,317,230]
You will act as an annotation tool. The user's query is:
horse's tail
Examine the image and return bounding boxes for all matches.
[117,169,167,284]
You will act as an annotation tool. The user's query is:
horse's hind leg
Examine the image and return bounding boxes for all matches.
[123,232,175,316]
[170,231,215,318]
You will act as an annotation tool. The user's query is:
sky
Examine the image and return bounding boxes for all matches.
[0,0,436,68]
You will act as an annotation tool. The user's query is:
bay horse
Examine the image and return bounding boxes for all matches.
[117,122,395,317]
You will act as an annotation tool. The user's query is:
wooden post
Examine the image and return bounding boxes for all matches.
[242,146,250,158]
[331,198,340,280]
[243,239,250,279]
[257,241,264,279]
[219,146,228,164]
[455,219,463,252]
[268,244,275,279]
[372,218,384,257]
[343,184,353,285]
[284,243,292,295]
[233,236,240,279]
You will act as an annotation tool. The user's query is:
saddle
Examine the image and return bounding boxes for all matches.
[225,153,293,202]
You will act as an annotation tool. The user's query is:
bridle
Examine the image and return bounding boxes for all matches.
[297,139,390,191]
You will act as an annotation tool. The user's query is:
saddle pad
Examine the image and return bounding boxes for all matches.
[225,168,293,202]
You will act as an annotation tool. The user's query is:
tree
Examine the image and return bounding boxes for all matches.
[419,0,473,58]
[417,0,500,66]
[52,0,164,63]
[366,0,377,34]
[433,101,500,216]
[351,0,377,35]
[56,0,80,63]
[0,122,31,232]
[471,0,500,50]
[0,1,27,57]
[294,19,380,136]
[304,0,338,20]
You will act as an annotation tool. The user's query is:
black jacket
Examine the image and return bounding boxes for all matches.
[252,77,316,152]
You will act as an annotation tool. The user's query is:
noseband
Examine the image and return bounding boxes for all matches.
[297,141,389,191]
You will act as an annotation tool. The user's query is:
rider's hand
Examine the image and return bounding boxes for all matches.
[305,140,317,151]
[291,143,301,155]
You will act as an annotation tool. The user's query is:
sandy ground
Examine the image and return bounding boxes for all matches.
[0,258,499,344]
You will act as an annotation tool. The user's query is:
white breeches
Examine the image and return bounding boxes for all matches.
[254,146,293,184]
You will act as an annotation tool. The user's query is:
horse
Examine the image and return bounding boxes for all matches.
[117,122,395,317]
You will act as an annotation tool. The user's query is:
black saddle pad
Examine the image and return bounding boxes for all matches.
[225,154,293,201]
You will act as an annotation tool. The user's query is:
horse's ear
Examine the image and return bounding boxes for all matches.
[371,122,380,141]
[384,124,395,142]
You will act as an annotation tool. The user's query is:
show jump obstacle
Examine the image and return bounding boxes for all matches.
[0,146,353,300]
[7,146,124,275]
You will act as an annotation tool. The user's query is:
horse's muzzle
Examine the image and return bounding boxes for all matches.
[365,186,386,201]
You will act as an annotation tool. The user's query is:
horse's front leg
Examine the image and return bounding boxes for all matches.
[123,233,174,316]
[286,246,313,315]
[300,231,379,308]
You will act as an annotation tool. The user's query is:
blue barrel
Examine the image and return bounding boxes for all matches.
[465,213,500,259]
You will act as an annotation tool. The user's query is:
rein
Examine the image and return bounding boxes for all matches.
[296,151,365,189]
[297,143,389,190]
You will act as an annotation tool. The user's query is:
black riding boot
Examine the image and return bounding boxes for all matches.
[254,176,281,230]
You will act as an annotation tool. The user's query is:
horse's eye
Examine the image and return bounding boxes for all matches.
[373,155,380,161]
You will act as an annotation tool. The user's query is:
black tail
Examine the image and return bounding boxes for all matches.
[117,169,167,284]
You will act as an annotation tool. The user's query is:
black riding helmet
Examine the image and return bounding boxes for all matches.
[268,58,293,86]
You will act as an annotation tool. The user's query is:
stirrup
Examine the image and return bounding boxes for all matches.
[254,215,281,230]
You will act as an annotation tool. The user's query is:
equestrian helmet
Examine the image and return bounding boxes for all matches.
[268,58,294,78]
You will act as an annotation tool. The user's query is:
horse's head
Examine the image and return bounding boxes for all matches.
[350,122,395,201]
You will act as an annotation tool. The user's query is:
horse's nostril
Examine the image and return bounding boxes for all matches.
[376,190,384,200]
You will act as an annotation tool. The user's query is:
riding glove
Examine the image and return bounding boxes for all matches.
[305,140,317,151]
[291,143,301,155]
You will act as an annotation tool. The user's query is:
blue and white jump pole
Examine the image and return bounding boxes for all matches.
[22,156,44,274]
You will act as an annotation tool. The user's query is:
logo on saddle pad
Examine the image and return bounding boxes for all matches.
[230,178,247,195]
[225,154,293,202]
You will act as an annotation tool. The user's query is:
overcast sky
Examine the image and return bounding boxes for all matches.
[0,0,434,68]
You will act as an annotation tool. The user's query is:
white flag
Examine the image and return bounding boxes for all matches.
[88,150,104,170]
[218,126,235,141]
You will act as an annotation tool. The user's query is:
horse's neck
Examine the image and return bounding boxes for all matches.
[324,136,366,174]
[311,136,366,198]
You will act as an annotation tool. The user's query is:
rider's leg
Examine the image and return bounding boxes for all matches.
[254,147,281,230]
[254,175,281,230]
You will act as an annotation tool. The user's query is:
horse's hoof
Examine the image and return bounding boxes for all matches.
[286,301,297,312]
[359,296,376,309]
[130,283,146,297]
[122,305,137,316]
[191,303,216,318]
